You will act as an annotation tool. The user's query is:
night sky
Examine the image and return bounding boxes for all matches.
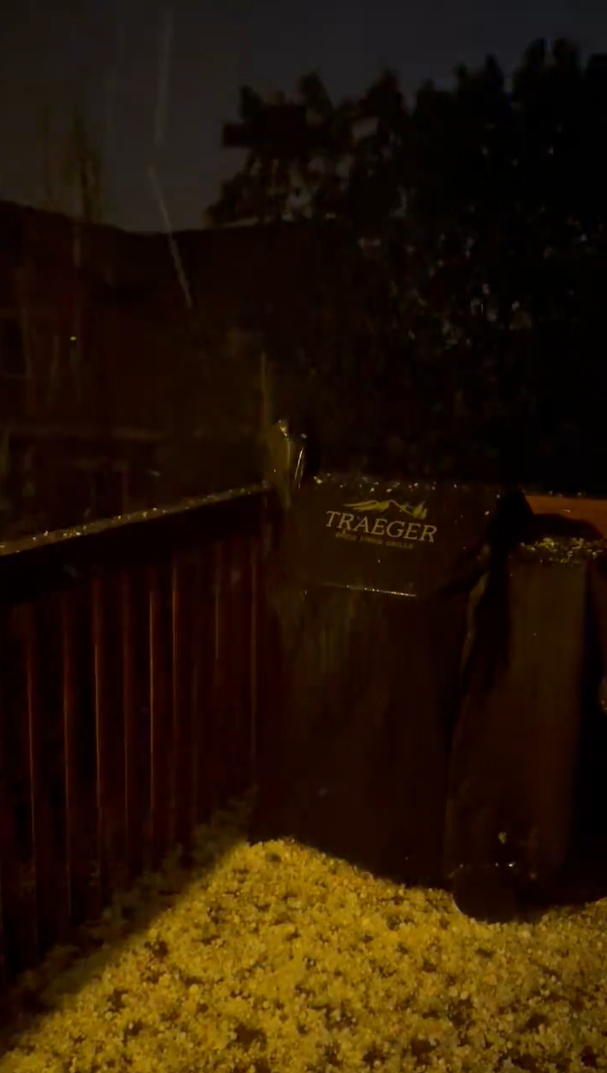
[1,0,607,233]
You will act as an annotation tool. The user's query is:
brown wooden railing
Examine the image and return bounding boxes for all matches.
[0,485,268,988]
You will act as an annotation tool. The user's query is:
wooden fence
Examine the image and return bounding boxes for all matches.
[0,486,267,987]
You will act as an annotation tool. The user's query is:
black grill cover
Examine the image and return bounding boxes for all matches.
[251,473,531,886]
[445,519,606,920]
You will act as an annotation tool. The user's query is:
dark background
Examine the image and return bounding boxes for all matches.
[2,2,607,539]
[1,0,606,230]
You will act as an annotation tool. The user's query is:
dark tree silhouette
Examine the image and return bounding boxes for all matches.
[210,42,607,491]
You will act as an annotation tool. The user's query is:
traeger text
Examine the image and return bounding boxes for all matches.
[325,511,437,544]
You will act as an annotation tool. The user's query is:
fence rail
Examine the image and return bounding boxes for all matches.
[0,486,267,987]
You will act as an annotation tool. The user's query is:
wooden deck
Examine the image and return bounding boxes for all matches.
[526,496,607,538]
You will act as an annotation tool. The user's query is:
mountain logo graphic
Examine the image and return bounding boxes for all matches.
[344,499,428,521]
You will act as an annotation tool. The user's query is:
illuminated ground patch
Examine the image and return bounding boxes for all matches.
[1,803,606,1072]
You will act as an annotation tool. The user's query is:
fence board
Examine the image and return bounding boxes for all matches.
[95,571,129,896]
[189,551,217,829]
[213,542,231,808]
[170,553,193,854]
[30,595,70,951]
[126,564,153,875]
[148,564,172,871]
[63,584,104,927]
[0,605,40,975]
[225,536,255,800]
[122,571,140,882]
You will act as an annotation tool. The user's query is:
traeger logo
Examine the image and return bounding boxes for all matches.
[325,498,437,549]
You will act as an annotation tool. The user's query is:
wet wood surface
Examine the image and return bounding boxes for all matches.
[527,496,607,538]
